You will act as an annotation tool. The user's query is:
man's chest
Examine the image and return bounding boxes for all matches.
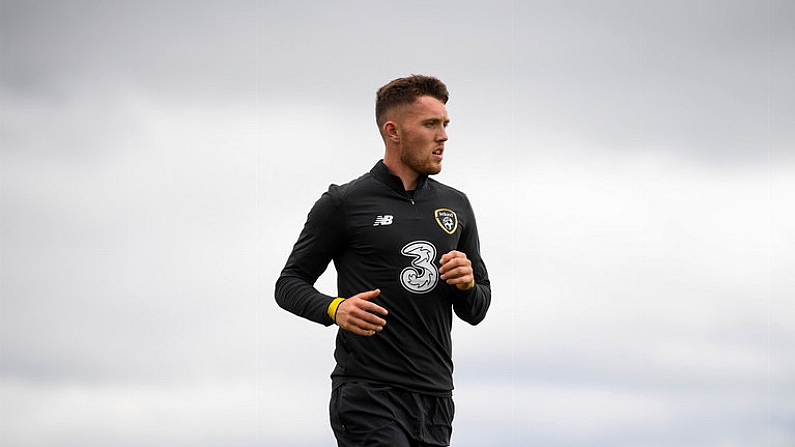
[343,194,463,262]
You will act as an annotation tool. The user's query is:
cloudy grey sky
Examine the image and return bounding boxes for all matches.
[1,1,793,446]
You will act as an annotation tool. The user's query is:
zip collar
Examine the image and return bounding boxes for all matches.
[370,160,428,196]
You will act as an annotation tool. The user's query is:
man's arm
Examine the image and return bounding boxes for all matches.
[441,201,491,325]
[440,249,491,325]
[275,189,345,326]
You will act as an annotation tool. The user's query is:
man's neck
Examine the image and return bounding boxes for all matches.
[382,157,419,191]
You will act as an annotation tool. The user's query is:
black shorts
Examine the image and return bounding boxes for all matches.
[329,381,454,447]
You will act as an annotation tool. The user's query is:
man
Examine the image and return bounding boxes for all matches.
[275,75,491,447]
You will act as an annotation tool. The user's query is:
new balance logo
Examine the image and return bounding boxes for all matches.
[373,215,394,226]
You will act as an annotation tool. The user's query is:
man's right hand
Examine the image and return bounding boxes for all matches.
[335,289,388,336]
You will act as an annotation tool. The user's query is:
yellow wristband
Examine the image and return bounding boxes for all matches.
[327,298,346,323]
[460,279,476,291]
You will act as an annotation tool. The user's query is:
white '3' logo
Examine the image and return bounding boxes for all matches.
[400,241,438,294]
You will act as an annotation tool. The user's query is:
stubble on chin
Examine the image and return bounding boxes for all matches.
[402,153,442,176]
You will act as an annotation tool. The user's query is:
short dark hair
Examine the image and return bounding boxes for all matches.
[375,75,449,131]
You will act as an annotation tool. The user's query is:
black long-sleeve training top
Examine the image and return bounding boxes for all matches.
[275,160,491,395]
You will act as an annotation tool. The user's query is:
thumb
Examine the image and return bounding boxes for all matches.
[355,289,381,301]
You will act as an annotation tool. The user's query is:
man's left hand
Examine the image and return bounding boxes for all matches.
[439,250,476,291]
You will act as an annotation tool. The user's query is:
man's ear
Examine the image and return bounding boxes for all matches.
[383,121,400,142]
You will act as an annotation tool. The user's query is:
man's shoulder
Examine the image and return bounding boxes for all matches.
[427,177,470,203]
[326,171,377,200]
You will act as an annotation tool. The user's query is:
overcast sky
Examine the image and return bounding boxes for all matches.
[1,1,794,446]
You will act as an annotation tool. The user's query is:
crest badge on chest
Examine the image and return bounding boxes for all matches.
[434,208,458,235]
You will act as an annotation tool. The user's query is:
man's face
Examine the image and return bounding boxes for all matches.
[395,95,450,178]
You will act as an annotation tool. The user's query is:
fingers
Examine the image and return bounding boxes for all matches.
[439,250,475,290]
[439,250,469,272]
[336,289,388,336]
[349,289,388,316]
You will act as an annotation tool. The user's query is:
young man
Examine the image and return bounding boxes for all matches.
[275,75,491,447]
